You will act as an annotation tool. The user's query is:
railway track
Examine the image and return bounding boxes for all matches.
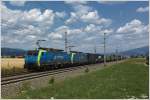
[2,70,31,78]
[1,64,90,85]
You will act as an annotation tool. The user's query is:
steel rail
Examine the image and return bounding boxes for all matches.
[1,65,87,85]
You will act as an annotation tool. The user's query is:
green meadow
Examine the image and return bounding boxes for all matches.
[16,58,149,99]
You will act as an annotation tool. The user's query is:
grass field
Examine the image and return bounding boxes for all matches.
[1,58,25,76]
[16,58,149,99]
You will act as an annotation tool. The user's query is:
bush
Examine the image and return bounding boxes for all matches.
[85,67,89,73]
[49,76,55,84]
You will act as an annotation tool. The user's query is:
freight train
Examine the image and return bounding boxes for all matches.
[24,47,123,71]
[24,47,103,70]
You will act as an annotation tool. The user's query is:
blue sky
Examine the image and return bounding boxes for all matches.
[1,1,149,53]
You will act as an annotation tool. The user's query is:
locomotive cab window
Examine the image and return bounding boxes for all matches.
[27,51,38,56]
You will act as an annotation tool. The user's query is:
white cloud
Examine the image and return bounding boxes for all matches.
[73,4,92,14]
[81,10,99,21]
[101,29,113,34]
[65,12,78,24]
[23,9,55,27]
[116,19,148,34]
[65,4,111,25]
[136,6,149,13]
[85,24,96,32]
[55,25,69,34]
[2,3,55,29]
[27,35,36,39]
[81,10,111,25]
[84,24,113,34]
[65,4,92,24]
[48,24,113,49]
[68,28,83,35]
[25,35,37,41]
[1,3,68,49]
[54,25,83,35]
[84,24,101,32]
[51,24,114,48]
[48,32,63,39]
[115,19,149,52]
[55,11,66,18]
[9,1,26,6]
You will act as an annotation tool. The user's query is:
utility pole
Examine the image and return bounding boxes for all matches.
[104,33,106,66]
[65,31,68,52]
[94,45,96,54]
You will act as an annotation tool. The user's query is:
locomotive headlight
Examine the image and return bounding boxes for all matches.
[98,56,101,58]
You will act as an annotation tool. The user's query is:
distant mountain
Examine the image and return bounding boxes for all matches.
[1,46,149,57]
[1,48,26,57]
[121,46,149,56]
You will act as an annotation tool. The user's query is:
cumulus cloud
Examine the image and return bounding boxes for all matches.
[101,29,114,34]
[55,25,69,32]
[84,24,113,34]
[84,24,99,32]
[65,4,111,25]
[45,21,114,51]
[46,26,88,51]
[65,12,78,24]
[1,3,67,49]
[116,19,148,34]
[48,32,63,39]
[114,19,149,52]
[136,6,149,13]
[80,10,111,25]
[48,25,84,40]
[55,11,67,18]
[9,1,26,6]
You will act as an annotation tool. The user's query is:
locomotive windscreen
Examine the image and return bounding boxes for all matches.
[27,50,38,56]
